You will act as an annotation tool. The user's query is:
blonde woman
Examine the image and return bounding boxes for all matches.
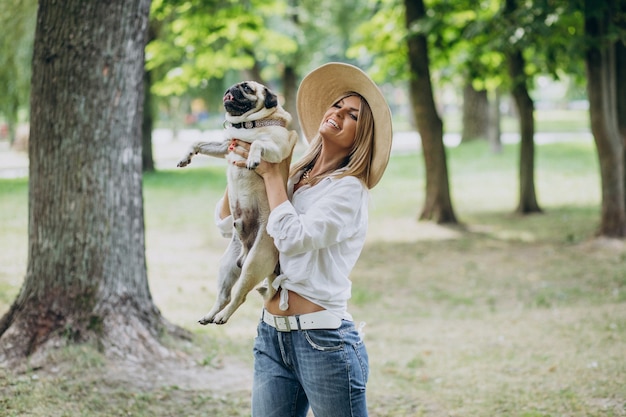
[221,62,392,417]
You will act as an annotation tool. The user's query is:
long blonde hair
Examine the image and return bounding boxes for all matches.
[290,93,375,188]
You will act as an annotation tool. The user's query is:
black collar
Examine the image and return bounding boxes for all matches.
[225,119,287,129]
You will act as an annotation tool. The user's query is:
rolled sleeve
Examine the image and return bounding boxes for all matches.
[214,197,233,238]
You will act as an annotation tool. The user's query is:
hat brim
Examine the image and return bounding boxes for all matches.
[296,62,393,189]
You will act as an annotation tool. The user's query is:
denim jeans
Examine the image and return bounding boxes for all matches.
[252,318,369,417]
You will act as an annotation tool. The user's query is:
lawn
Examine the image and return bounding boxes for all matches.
[1,140,625,417]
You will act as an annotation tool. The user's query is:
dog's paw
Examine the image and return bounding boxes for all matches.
[198,314,215,325]
[212,311,230,325]
[245,157,261,170]
[177,154,193,168]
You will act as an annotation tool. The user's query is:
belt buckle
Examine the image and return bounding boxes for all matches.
[274,316,291,332]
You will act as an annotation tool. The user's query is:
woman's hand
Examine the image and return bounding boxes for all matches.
[228,139,289,210]
[229,139,281,179]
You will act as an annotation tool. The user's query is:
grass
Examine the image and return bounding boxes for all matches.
[1,140,625,416]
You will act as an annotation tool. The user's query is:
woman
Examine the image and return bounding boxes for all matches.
[219,62,392,417]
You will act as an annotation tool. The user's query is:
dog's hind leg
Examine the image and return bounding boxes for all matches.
[198,235,242,325]
[212,232,278,324]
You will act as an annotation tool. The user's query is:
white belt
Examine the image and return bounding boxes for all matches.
[262,309,342,332]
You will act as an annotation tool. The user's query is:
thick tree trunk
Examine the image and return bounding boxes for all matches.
[585,0,626,237]
[0,0,187,367]
[404,0,457,224]
[507,49,542,214]
[461,82,489,142]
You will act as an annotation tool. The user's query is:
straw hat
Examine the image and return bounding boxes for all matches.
[296,62,393,189]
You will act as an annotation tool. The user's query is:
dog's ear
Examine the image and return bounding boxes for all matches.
[264,88,278,109]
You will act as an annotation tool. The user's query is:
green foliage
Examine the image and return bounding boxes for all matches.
[146,0,297,97]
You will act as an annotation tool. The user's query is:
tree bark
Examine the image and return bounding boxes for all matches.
[0,0,187,367]
[283,64,301,138]
[616,38,626,209]
[506,49,542,214]
[461,82,489,142]
[404,0,457,224]
[142,68,155,172]
[585,0,626,237]
[502,0,541,214]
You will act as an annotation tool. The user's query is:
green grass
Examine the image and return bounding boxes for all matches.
[1,140,625,417]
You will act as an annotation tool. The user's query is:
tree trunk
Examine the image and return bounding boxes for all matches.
[283,64,301,138]
[404,0,457,224]
[142,22,158,173]
[616,38,626,209]
[142,68,155,172]
[0,0,187,367]
[488,87,503,153]
[283,0,302,139]
[507,49,542,214]
[243,57,264,83]
[585,0,626,237]
[461,82,489,142]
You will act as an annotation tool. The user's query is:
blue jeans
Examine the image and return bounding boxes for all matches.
[252,318,369,417]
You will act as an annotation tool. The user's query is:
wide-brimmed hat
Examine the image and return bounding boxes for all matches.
[296,62,393,189]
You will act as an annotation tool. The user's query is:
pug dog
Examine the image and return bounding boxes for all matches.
[177,81,298,325]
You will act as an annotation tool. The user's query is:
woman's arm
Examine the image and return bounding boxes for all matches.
[218,188,231,219]
[257,163,288,210]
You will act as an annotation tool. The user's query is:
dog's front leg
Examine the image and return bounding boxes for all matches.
[198,235,242,325]
[245,132,297,169]
[177,140,230,167]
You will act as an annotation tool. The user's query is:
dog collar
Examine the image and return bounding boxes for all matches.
[224,119,287,129]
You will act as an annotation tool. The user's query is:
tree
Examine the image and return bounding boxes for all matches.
[616,3,626,210]
[501,0,542,214]
[0,0,36,145]
[0,0,186,366]
[405,0,458,223]
[583,0,626,237]
[461,82,489,142]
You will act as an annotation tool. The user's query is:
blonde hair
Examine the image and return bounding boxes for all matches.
[290,93,375,188]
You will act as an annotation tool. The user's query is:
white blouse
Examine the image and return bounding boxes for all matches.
[215,171,369,321]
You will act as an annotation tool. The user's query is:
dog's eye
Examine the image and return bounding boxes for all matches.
[243,84,254,94]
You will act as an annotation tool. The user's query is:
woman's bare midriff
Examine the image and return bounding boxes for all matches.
[265,289,325,316]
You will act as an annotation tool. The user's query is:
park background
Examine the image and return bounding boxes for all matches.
[0,0,625,416]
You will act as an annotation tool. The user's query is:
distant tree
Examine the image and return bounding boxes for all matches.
[0,0,36,145]
[461,83,489,142]
[405,0,458,223]
[616,5,626,210]
[583,0,626,237]
[0,0,187,366]
[501,0,542,214]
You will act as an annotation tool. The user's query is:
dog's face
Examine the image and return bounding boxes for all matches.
[223,81,278,117]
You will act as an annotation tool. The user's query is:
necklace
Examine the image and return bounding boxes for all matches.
[300,167,313,184]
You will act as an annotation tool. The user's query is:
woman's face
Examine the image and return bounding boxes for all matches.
[318,95,361,152]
